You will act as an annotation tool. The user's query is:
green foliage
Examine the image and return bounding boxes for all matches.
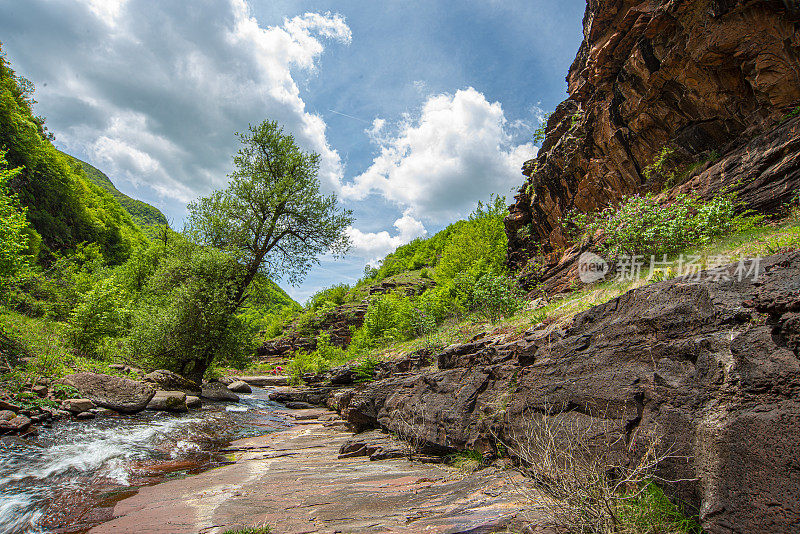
[352,355,380,383]
[615,482,703,534]
[781,106,800,123]
[435,195,508,282]
[186,119,353,291]
[579,194,759,258]
[0,47,146,264]
[644,146,677,189]
[533,112,552,145]
[61,152,168,227]
[0,150,30,292]
[359,292,415,345]
[286,331,348,383]
[127,235,253,383]
[68,278,129,356]
[472,273,523,323]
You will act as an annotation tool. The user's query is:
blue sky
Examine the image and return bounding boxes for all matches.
[0,0,585,302]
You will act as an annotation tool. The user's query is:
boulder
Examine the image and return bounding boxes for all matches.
[143,370,201,394]
[227,380,252,394]
[185,395,202,408]
[62,398,96,413]
[32,385,48,397]
[0,410,15,421]
[0,415,31,434]
[60,373,155,413]
[146,391,188,412]
[0,399,20,412]
[75,411,95,420]
[201,382,239,402]
[338,429,407,461]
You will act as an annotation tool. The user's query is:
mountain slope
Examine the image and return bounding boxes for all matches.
[60,152,168,228]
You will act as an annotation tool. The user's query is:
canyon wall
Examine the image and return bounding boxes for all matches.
[506,0,800,270]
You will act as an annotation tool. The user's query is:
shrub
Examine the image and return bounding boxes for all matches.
[472,273,523,323]
[68,278,128,356]
[286,331,348,384]
[582,194,754,258]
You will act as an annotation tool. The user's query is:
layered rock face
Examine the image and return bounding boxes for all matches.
[340,252,800,533]
[506,0,800,269]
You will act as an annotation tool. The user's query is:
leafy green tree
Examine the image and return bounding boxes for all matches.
[0,151,29,292]
[187,120,353,304]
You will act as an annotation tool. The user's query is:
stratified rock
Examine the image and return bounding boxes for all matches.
[146,391,188,412]
[238,375,289,387]
[505,1,800,271]
[201,383,239,402]
[351,252,800,533]
[62,398,96,413]
[338,430,407,461]
[60,373,155,414]
[0,400,20,412]
[185,395,202,408]
[284,401,316,410]
[269,386,337,406]
[227,380,252,394]
[0,410,15,421]
[143,370,201,394]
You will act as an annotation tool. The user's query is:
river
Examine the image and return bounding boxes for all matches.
[0,388,291,534]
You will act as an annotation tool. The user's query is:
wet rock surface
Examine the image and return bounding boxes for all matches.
[143,370,201,394]
[89,419,533,534]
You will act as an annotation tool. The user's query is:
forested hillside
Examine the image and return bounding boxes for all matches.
[0,45,146,265]
[61,152,168,228]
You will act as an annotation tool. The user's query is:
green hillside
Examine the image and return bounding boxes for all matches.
[61,152,168,228]
[0,45,146,264]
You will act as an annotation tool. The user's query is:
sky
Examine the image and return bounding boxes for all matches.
[0,0,585,302]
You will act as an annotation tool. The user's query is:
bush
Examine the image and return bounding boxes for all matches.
[286,331,348,384]
[68,278,128,356]
[581,194,755,258]
[472,273,523,323]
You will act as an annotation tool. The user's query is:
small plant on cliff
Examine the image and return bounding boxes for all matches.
[644,146,677,189]
[533,112,552,145]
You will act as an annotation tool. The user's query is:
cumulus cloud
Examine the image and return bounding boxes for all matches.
[340,87,534,223]
[346,210,427,264]
[0,0,350,213]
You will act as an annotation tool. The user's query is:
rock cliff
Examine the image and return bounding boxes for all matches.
[506,0,800,271]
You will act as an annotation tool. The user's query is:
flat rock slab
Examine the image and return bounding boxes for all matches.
[239,375,289,387]
[88,422,536,534]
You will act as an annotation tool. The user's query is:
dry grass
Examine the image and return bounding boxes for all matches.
[498,405,700,534]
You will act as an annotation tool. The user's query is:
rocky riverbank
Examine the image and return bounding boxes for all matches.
[88,409,537,534]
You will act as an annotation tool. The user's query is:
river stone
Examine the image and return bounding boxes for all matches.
[238,375,289,387]
[227,380,252,394]
[0,415,32,433]
[75,411,95,420]
[62,398,96,413]
[146,391,188,412]
[185,395,202,408]
[0,410,15,421]
[60,373,155,413]
[0,399,20,412]
[201,382,239,402]
[143,370,201,394]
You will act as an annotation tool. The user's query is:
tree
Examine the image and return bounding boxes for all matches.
[0,150,29,292]
[187,120,353,305]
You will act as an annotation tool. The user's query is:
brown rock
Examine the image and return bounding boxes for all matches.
[0,410,15,421]
[62,398,96,413]
[143,370,201,394]
[352,252,800,533]
[200,382,239,402]
[227,380,252,394]
[60,373,155,413]
[505,1,800,272]
[185,395,202,408]
[146,391,188,412]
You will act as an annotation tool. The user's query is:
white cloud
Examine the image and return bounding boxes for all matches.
[12,0,350,214]
[340,87,534,223]
[346,209,427,264]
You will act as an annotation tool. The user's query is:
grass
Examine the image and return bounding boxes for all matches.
[447,449,484,472]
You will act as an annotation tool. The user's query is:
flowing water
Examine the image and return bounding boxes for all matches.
[0,388,292,534]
